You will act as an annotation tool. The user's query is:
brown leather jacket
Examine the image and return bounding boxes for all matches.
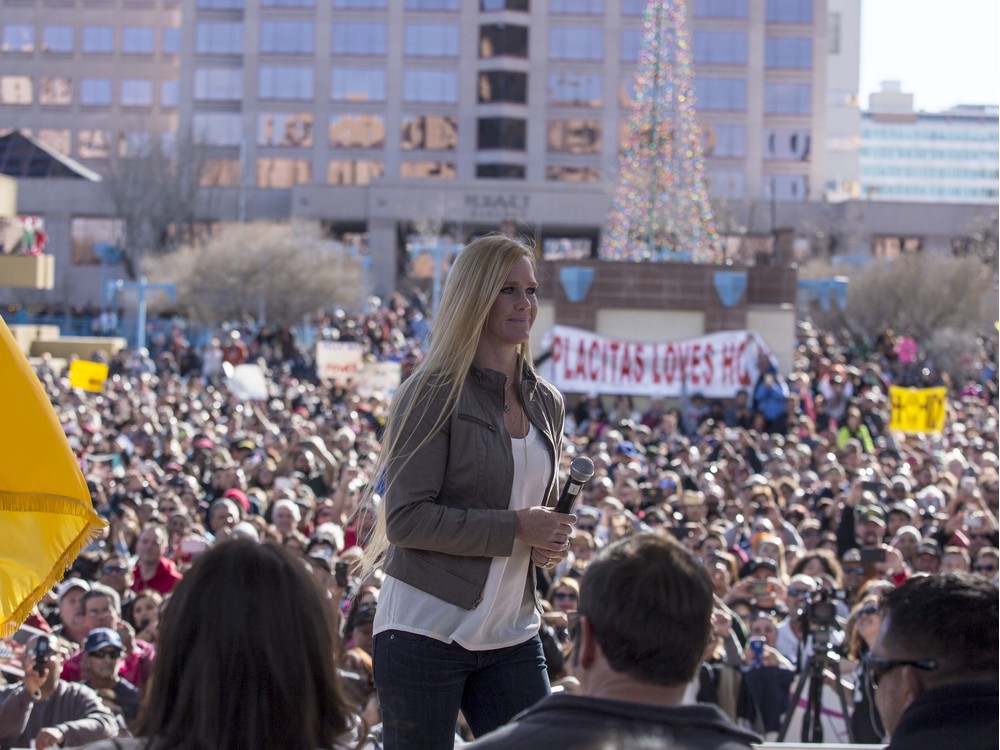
[383,362,564,610]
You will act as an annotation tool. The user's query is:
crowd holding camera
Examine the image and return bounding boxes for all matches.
[1,294,998,748]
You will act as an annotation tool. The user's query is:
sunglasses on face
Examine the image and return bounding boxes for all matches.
[577,525,596,533]
[102,565,127,575]
[89,649,122,660]
[858,606,879,618]
[786,588,810,598]
[843,566,865,575]
[974,564,997,573]
[553,592,577,601]
[867,655,937,687]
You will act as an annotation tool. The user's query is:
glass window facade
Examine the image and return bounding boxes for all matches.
[695,0,747,17]
[766,0,813,24]
[548,72,602,107]
[201,159,241,187]
[693,77,747,111]
[765,36,811,68]
[331,68,385,101]
[405,24,459,57]
[197,0,244,9]
[547,119,601,153]
[194,68,244,101]
[196,23,244,55]
[702,123,745,158]
[620,29,642,62]
[3,25,35,52]
[550,28,602,60]
[764,82,811,114]
[695,31,747,65]
[82,27,114,53]
[545,165,600,182]
[78,130,113,159]
[259,66,314,100]
[550,0,601,13]
[161,80,178,107]
[257,158,311,188]
[328,159,384,185]
[40,76,72,105]
[81,78,113,105]
[401,161,456,178]
[482,0,528,10]
[402,115,458,150]
[0,76,32,105]
[477,117,526,150]
[122,27,154,54]
[38,129,71,153]
[261,21,314,54]
[162,28,181,54]
[332,23,386,55]
[479,24,528,59]
[765,128,811,160]
[70,217,121,264]
[258,112,313,147]
[193,112,243,145]
[766,174,809,200]
[476,164,525,179]
[121,79,153,106]
[406,0,458,9]
[478,71,527,104]
[403,70,457,103]
[707,171,745,199]
[334,0,384,7]
[42,26,74,53]
[263,0,313,6]
[328,114,385,148]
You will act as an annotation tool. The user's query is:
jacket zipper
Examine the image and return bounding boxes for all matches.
[457,413,496,432]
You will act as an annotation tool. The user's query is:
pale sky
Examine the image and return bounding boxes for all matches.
[859,0,1000,112]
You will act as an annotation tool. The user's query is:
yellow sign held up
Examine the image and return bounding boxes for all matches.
[889,386,947,434]
[68,360,109,392]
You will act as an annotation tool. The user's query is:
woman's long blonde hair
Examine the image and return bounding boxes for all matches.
[358,234,537,577]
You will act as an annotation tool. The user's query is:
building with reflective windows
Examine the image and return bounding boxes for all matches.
[861,82,999,205]
[0,0,995,304]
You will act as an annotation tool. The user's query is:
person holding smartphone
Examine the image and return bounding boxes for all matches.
[358,236,573,750]
[0,634,118,749]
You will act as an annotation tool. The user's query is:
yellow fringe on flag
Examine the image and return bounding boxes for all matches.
[0,316,106,636]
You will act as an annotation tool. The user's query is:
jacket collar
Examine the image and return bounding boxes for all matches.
[469,361,539,401]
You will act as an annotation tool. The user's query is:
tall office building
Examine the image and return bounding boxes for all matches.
[1,0,831,293]
[860,82,999,205]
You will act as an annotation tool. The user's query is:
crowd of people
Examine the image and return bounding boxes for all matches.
[1,245,998,748]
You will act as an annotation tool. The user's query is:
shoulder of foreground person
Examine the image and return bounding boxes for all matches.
[465,694,761,749]
[79,739,144,749]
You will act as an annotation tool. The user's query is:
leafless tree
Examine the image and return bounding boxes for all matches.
[104,135,210,276]
[142,221,365,326]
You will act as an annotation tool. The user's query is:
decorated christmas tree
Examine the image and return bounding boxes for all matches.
[600,0,721,263]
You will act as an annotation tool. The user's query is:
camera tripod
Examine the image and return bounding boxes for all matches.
[777,637,854,743]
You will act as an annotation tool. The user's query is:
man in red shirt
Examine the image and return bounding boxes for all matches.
[132,525,183,595]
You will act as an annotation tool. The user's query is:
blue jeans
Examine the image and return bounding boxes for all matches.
[373,630,550,750]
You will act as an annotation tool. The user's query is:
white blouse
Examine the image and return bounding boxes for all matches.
[373,423,550,650]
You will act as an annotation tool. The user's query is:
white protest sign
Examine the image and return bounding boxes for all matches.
[316,341,364,383]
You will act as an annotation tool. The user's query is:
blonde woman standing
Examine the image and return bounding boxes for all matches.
[361,235,574,750]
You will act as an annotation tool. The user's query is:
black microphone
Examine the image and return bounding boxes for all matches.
[554,456,595,515]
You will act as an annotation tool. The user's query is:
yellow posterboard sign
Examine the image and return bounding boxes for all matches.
[889,386,947,434]
[68,360,109,392]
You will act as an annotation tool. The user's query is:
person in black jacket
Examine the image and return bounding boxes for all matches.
[465,534,762,750]
[871,572,997,750]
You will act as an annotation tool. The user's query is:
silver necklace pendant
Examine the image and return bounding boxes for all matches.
[504,401,511,413]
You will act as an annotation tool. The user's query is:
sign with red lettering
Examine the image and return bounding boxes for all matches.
[543,326,770,398]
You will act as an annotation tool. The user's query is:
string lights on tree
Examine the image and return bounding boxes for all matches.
[601,0,722,263]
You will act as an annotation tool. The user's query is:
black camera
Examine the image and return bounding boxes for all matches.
[34,638,50,676]
[799,586,846,648]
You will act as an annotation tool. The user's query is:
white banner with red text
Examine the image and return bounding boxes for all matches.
[542,326,771,398]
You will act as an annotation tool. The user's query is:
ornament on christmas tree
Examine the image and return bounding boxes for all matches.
[601,0,721,263]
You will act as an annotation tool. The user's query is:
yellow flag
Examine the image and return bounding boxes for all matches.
[0,316,106,636]
[889,386,948,434]
[69,359,109,393]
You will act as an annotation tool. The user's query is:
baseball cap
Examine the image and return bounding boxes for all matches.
[84,627,123,654]
[916,540,942,558]
[857,505,886,526]
[57,577,91,600]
